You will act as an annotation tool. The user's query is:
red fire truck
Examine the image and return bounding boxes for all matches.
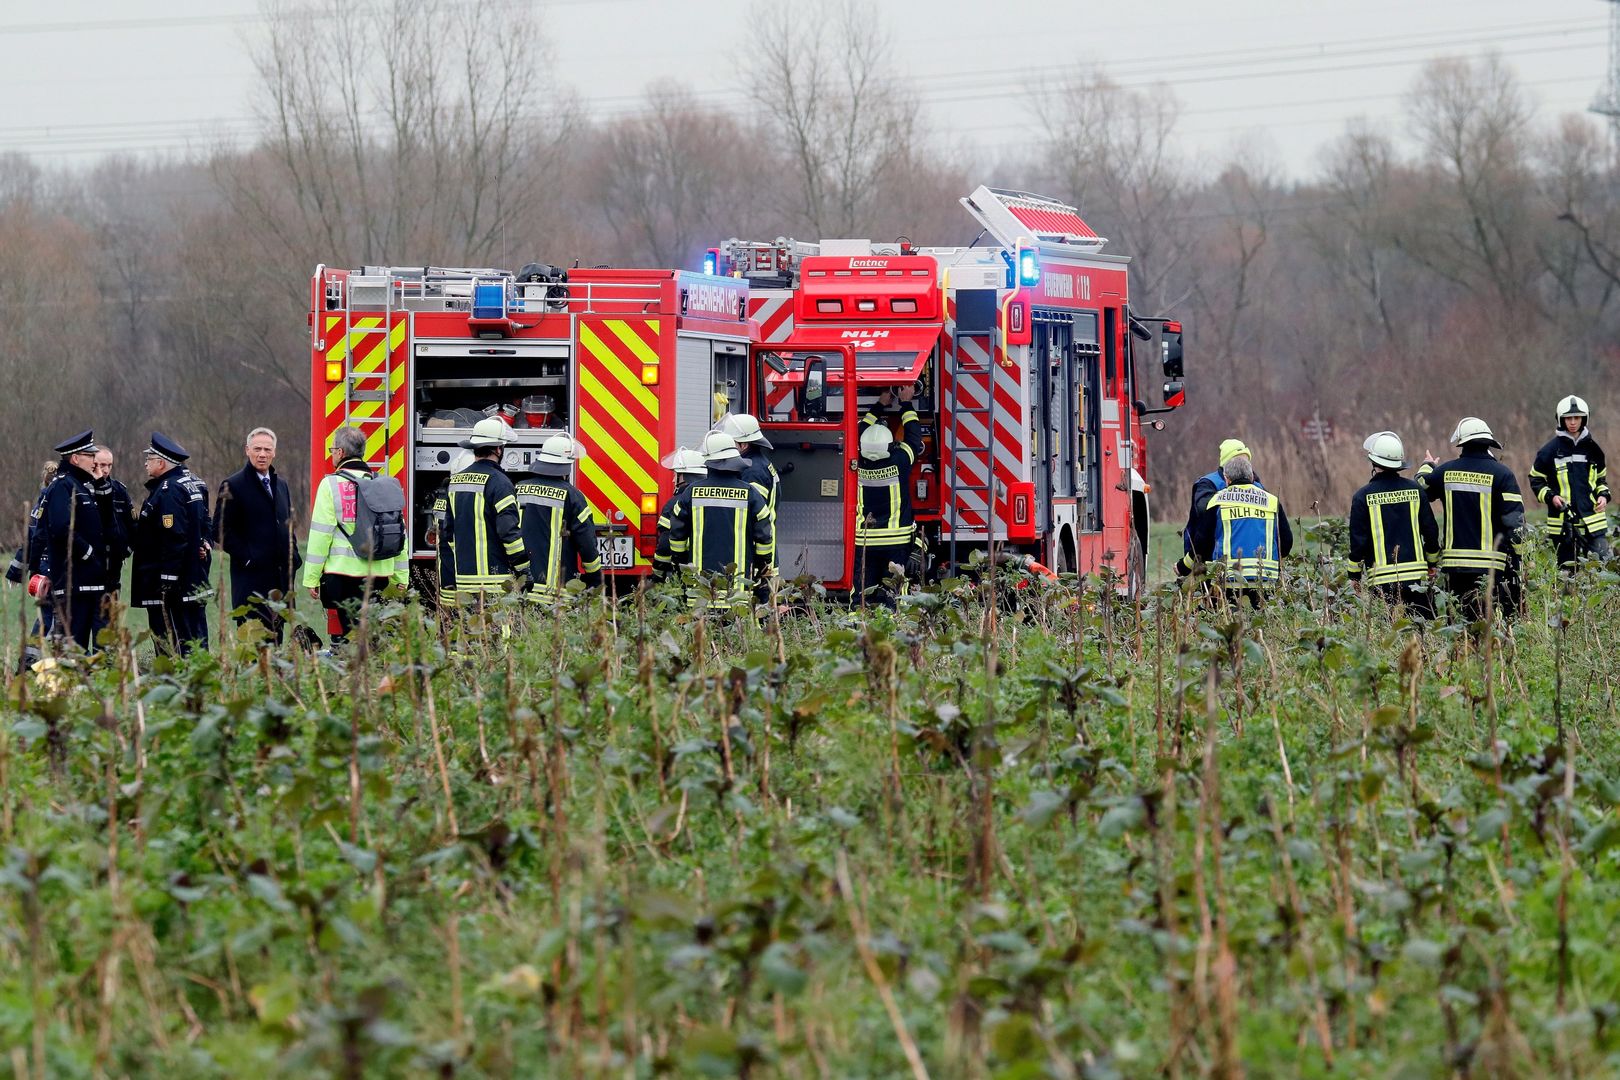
[715,185,1185,593]
[308,263,751,582]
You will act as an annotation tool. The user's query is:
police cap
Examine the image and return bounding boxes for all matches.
[144,432,190,465]
[54,430,98,456]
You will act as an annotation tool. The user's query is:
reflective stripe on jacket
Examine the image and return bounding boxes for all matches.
[1348,474,1439,585]
[439,459,529,596]
[1417,449,1525,572]
[302,462,409,588]
[516,478,602,600]
[856,408,924,548]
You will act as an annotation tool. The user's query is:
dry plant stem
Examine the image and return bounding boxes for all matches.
[423,659,460,838]
[1265,795,1336,1068]
[835,850,930,1080]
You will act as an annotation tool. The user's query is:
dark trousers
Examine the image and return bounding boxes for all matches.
[230,565,290,644]
[1444,563,1521,623]
[319,574,391,643]
[855,543,908,607]
[1556,530,1611,568]
[51,591,107,652]
[1371,582,1437,620]
[147,595,207,656]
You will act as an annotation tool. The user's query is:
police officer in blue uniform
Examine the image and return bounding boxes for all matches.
[132,433,210,655]
[34,431,116,650]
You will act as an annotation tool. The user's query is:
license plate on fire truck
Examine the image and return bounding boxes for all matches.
[603,537,635,569]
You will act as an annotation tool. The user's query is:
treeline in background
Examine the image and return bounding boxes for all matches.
[2,0,1616,538]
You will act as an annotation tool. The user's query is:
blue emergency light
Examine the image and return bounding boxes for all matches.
[1016,243,1040,287]
[703,247,721,276]
[472,281,507,321]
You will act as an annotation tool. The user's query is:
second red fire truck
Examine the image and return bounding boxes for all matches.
[714,185,1185,593]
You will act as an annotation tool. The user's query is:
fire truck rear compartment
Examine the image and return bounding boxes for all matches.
[410,340,573,555]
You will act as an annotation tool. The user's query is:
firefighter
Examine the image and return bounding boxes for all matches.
[1348,431,1440,618]
[132,433,209,655]
[34,431,116,651]
[654,447,706,581]
[439,417,530,607]
[718,412,778,595]
[1176,438,1263,577]
[515,433,602,602]
[1189,450,1292,605]
[655,431,773,608]
[1417,417,1527,622]
[423,450,472,606]
[1529,395,1611,567]
[854,387,926,605]
[302,425,410,646]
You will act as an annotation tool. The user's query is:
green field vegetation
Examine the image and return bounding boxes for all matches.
[4,531,1620,1078]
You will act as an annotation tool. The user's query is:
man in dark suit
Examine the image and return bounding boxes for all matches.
[214,427,298,644]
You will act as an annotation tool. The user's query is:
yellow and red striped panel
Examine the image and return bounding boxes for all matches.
[575,316,660,537]
[319,313,409,480]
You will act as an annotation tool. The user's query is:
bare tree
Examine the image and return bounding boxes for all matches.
[1400,54,1539,312]
[1034,73,1197,312]
[589,82,764,268]
[225,0,571,266]
[743,0,921,238]
[1306,123,1404,342]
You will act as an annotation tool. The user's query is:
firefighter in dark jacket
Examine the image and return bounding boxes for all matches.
[35,431,116,650]
[132,433,210,655]
[515,433,603,602]
[215,427,299,644]
[1417,417,1527,622]
[718,412,779,596]
[654,432,773,608]
[1190,449,1293,606]
[439,417,530,606]
[1529,394,1611,567]
[855,387,926,604]
[1177,438,1264,576]
[1348,431,1440,618]
[653,447,706,581]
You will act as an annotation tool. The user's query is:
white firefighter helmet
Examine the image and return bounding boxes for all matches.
[717,412,773,449]
[700,429,746,471]
[1557,394,1590,422]
[661,446,707,477]
[860,423,894,461]
[1365,431,1408,470]
[459,415,515,449]
[534,433,583,473]
[1449,416,1501,449]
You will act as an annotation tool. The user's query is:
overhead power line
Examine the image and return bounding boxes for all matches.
[0,20,1603,158]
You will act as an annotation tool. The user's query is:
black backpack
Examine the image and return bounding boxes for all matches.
[339,472,407,560]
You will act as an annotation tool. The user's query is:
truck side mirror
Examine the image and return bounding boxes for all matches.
[1162,380,1185,408]
[1161,322,1183,381]
[803,358,826,419]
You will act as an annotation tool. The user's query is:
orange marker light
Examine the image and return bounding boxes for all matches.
[641,364,659,385]
[640,493,658,515]
[325,360,344,382]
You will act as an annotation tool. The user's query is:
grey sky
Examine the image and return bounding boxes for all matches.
[0,0,1609,177]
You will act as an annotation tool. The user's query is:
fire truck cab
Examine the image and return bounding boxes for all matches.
[722,185,1186,592]
[308,263,751,584]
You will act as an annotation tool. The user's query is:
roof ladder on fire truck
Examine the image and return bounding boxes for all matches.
[340,272,396,475]
[944,327,1000,572]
